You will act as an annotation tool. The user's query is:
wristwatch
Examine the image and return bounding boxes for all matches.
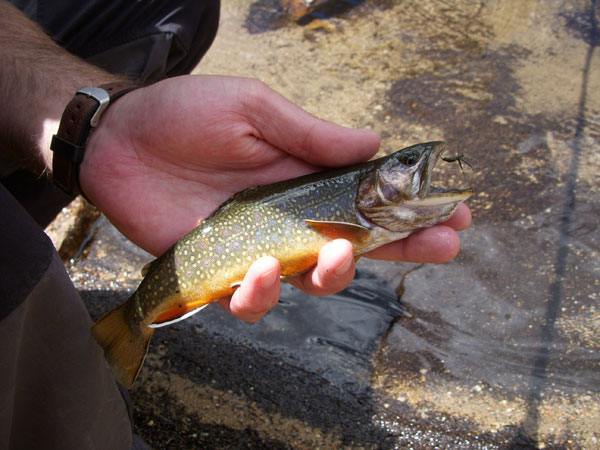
[50,82,139,196]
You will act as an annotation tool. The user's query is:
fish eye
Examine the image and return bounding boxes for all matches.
[399,150,420,166]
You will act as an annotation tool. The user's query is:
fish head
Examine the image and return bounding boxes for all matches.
[356,142,473,232]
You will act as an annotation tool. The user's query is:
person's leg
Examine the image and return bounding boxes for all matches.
[0,185,133,449]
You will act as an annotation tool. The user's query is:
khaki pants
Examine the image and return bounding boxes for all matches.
[0,252,134,450]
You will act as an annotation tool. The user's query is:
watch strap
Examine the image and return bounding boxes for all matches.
[51,82,139,196]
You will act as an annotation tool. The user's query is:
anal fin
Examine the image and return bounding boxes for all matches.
[149,304,209,328]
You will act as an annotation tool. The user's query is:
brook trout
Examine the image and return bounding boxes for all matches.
[92,141,473,387]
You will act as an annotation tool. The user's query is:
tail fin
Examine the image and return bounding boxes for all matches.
[91,302,153,388]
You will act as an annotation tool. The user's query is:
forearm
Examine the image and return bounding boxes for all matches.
[0,1,123,175]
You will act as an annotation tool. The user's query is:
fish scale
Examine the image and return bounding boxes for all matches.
[91,142,474,387]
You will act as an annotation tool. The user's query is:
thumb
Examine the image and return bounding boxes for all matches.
[243,81,381,167]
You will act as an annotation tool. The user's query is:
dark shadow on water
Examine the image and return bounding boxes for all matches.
[516,1,598,443]
[244,0,367,34]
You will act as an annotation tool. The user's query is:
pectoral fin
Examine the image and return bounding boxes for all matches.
[304,220,371,243]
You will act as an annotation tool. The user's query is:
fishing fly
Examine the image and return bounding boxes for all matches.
[441,147,473,175]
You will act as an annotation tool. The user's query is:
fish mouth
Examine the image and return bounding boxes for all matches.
[408,142,474,206]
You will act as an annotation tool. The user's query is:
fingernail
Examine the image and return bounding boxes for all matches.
[334,254,353,276]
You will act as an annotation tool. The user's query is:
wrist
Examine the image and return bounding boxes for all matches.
[50,83,140,198]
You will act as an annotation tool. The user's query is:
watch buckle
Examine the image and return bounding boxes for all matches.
[76,87,110,127]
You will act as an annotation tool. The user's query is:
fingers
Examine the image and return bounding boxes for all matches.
[441,203,472,231]
[287,239,356,296]
[220,240,356,322]
[364,204,472,263]
[243,80,381,167]
[218,256,281,322]
[365,226,460,263]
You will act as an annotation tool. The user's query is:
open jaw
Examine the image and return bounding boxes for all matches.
[412,145,474,207]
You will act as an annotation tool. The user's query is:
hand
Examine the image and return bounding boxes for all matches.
[80,75,471,322]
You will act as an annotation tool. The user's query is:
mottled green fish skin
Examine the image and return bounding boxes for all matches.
[128,161,379,327]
